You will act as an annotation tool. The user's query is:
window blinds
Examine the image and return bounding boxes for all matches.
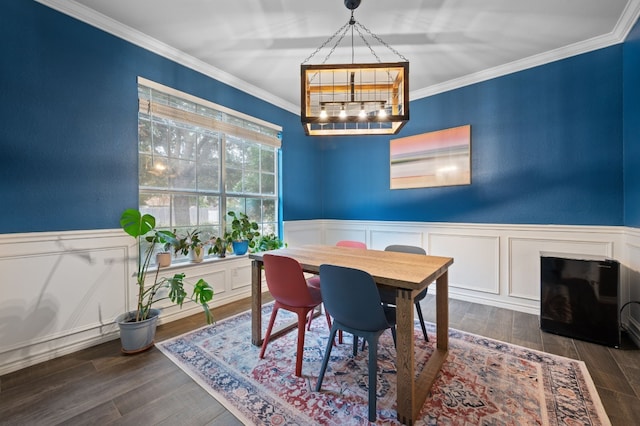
[137,77,281,148]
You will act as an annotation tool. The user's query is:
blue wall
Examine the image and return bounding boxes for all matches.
[624,19,640,227]
[0,0,636,232]
[318,47,624,225]
[0,0,309,233]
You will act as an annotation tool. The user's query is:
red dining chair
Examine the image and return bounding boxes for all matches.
[259,254,331,377]
[307,240,366,291]
[336,240,367,249]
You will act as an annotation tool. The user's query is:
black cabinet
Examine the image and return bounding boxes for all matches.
[540,254,620,348]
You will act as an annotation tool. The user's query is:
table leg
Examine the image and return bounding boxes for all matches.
[251,259,263,346]
[396,271,450,425]
[436,271,449,350]
[395,288,415,424]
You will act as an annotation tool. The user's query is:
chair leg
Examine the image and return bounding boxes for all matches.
[259,305,280,359]
[352,334,359,356]
[315,326,338,392]
[323,309,338,347]
[294,309,309,377]
[306,307,314,330]
[415,301,429,342]
[366,336,379,422]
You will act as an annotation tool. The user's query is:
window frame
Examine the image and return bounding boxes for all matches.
[137,77,282,259]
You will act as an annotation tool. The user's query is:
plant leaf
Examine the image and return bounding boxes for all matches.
[120,208,155,238]
[167,273,187,306]
[193,278,214,304]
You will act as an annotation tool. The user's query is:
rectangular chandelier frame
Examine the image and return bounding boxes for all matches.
[301,62,409,136]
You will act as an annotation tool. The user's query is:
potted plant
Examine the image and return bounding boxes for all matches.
[227,211,260,255]
[156,236,174,267]
[255,233,286,252]
[117,209,214,353]
[174,229,206,263]
[208,232,232,258]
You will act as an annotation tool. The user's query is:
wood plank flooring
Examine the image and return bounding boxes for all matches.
[1,294,638,425]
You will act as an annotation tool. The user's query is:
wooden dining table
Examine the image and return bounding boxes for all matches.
[248,245,453,425]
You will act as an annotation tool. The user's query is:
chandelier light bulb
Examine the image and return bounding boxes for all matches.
[359,103,366,118]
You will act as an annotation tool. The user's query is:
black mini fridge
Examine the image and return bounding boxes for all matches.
[540,254,620,347]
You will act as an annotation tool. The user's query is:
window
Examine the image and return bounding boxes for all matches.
[137,77,281,255]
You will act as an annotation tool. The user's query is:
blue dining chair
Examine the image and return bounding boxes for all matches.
[379,244,430,342]
[315,264,396,422]
[307,240,367,342]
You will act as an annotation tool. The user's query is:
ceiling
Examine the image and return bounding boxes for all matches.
[40,0,640,114]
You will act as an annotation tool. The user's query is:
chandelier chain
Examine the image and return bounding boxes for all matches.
[357,21,409,62]
[301,21,350,64]
[353,24,381,63]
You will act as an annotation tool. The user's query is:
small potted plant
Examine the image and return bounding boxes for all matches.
[255,233,286,252]
[227,211,260,255]
[117,209,214,353]
[208,232,232,258]
[174,229,206,263]
[156,236,175,267]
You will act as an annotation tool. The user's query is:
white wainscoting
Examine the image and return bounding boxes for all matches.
[0,230,257,375]
[284,220,638,341]
[2,221,638,375]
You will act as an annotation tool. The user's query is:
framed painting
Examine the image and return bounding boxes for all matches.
[390,124,471,189]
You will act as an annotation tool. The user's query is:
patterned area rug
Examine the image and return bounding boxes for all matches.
[157,304,610,425]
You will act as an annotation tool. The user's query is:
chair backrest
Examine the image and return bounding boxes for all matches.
[336,240,367,249]
[384,244,426,255]
[263,254,317,306]
[319,264,390,331]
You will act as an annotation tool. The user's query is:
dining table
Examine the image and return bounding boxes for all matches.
[248,244,454,425]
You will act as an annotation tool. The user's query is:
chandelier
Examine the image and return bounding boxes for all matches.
[301,0,409,136]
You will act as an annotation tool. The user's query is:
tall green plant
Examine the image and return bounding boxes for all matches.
[120,209,214,323]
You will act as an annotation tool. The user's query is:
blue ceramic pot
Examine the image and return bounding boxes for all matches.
[232,240,249,255]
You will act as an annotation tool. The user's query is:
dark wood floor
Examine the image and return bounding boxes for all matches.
[1,294,639,425]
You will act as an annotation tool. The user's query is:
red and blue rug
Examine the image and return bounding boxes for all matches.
[157,304,610,425]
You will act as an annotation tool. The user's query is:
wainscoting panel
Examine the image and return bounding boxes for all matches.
[2,222,637,374]
[509,237,614,301]
[369,229,425,251]
[324,225,368,246]
[283,221,323,247]
[429,233,500,294]
[230,262,252,290]
[0,230,258,375]
[623,229,640,345]
[0,230,130,375]
[283,220,628,318]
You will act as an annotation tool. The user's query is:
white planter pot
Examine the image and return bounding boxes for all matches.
[189,246,205,263]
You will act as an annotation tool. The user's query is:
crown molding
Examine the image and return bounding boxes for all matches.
[34,0,299,115]
[411,0,640,100]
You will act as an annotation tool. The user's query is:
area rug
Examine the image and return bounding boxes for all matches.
[156,304,610,425]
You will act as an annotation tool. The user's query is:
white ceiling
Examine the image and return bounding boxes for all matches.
[39,0,640,114]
